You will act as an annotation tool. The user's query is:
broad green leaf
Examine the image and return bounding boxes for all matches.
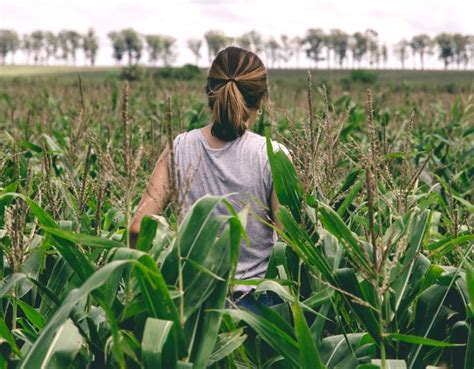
[181,257,225,281]
[334,268,381,343]
[177,361,194,368]
[371,359,407,368]
[208,330,247,365]
[19,260,135,369]
[161,195,225,284]
[190,210,246,369]
[292,299,326,369]
[303,289,334,309]
[38,258,73,315]
[427,234,474,254]
[387,333,463,347]
[224,309,299,367]
[0,318,21,357]
[0,273,27,298]
[265,129,303,222]
[320,333,373,369]
[128,251,188,358]
[16,300,46,329]
[277,206,335,284]
[265,242,288,279]
[408,243,473,368]
[318,203,373,276]
[465,320,474,369]
[464,265,474,369]
[256,280,331,321]
[336,177,363,218]
[0,193,96,282]
[392,210,430,316]
[467,263,474,308]
[136,215,159,252]
[182,222,232,320]
[44,319,83,369]
[142,318,177,369]
[41,226,125,249]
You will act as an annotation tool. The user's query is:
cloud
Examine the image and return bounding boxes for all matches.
[202,6,248,24]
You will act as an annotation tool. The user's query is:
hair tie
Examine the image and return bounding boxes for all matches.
[226,77,237,83]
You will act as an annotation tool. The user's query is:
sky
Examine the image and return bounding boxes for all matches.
[0,0,473,67]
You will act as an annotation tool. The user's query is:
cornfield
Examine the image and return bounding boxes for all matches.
[0,69,473,369]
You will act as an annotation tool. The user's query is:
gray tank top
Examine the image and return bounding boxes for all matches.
[169,128,288,292]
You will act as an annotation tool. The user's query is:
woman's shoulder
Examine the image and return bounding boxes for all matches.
[244,131,289,156]
[173,128,200,146]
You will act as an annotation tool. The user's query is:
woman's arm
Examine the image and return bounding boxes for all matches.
[270,188,283,231]
[128,147,170,248]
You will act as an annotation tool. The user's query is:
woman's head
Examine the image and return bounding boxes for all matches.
[206,46,268,141]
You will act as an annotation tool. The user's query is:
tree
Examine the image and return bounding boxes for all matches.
[0,30,11,64]
[119,28,143,65]
[204,30,228,63]
[236,33,251,50]
[236,31,263,53]
[144,34,175,66]
[22,34,33,64]
[0,30,20,64]
[351,32,368,68]
[330,29,349,68]
[67,30,81,64]
[394,40,409,69]
[264,38,280,68]
[292,36,304,68]
[31,30,44,64]
[187,39,202,66]
[279,34,293,67]
[44,31,58,64]
[366,29,379,68]
[453,33,469,69]
[57,31,70,64]
[108,31,126,64]
[468,35,474,68]
[304,28,325,68]
[249,30,263,53]
[323,33,333,68]
[161,36,176,66]
[381,44,388,68]
[9,31,19,64]
[82,28,99,66]
[435,33,454,70]
[146,35,163,65]
[410,34,432,70]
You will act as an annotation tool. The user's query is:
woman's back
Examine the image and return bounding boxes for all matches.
[130,46,287,296]
[171,127,288,292]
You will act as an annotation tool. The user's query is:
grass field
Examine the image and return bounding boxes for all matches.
[0,64,473,369]
[1,64,473,86]
[0,65,116,77]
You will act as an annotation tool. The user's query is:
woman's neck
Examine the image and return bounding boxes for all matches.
[200,124,228,149]
[200,122,251,149]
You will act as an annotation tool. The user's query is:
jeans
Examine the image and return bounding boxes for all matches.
[228,290,276,314]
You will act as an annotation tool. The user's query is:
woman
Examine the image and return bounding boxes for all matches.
[128,46,289,311]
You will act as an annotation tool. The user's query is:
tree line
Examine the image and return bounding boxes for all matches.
[1,28,473,70]
[0,29,99,66]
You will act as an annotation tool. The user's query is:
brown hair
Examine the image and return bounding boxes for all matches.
[206,46,268,141]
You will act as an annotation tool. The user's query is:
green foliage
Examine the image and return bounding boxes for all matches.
[119,64,145,81]
[153,64,202,81]
[349,69,378,84]
[0,73,472,369]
